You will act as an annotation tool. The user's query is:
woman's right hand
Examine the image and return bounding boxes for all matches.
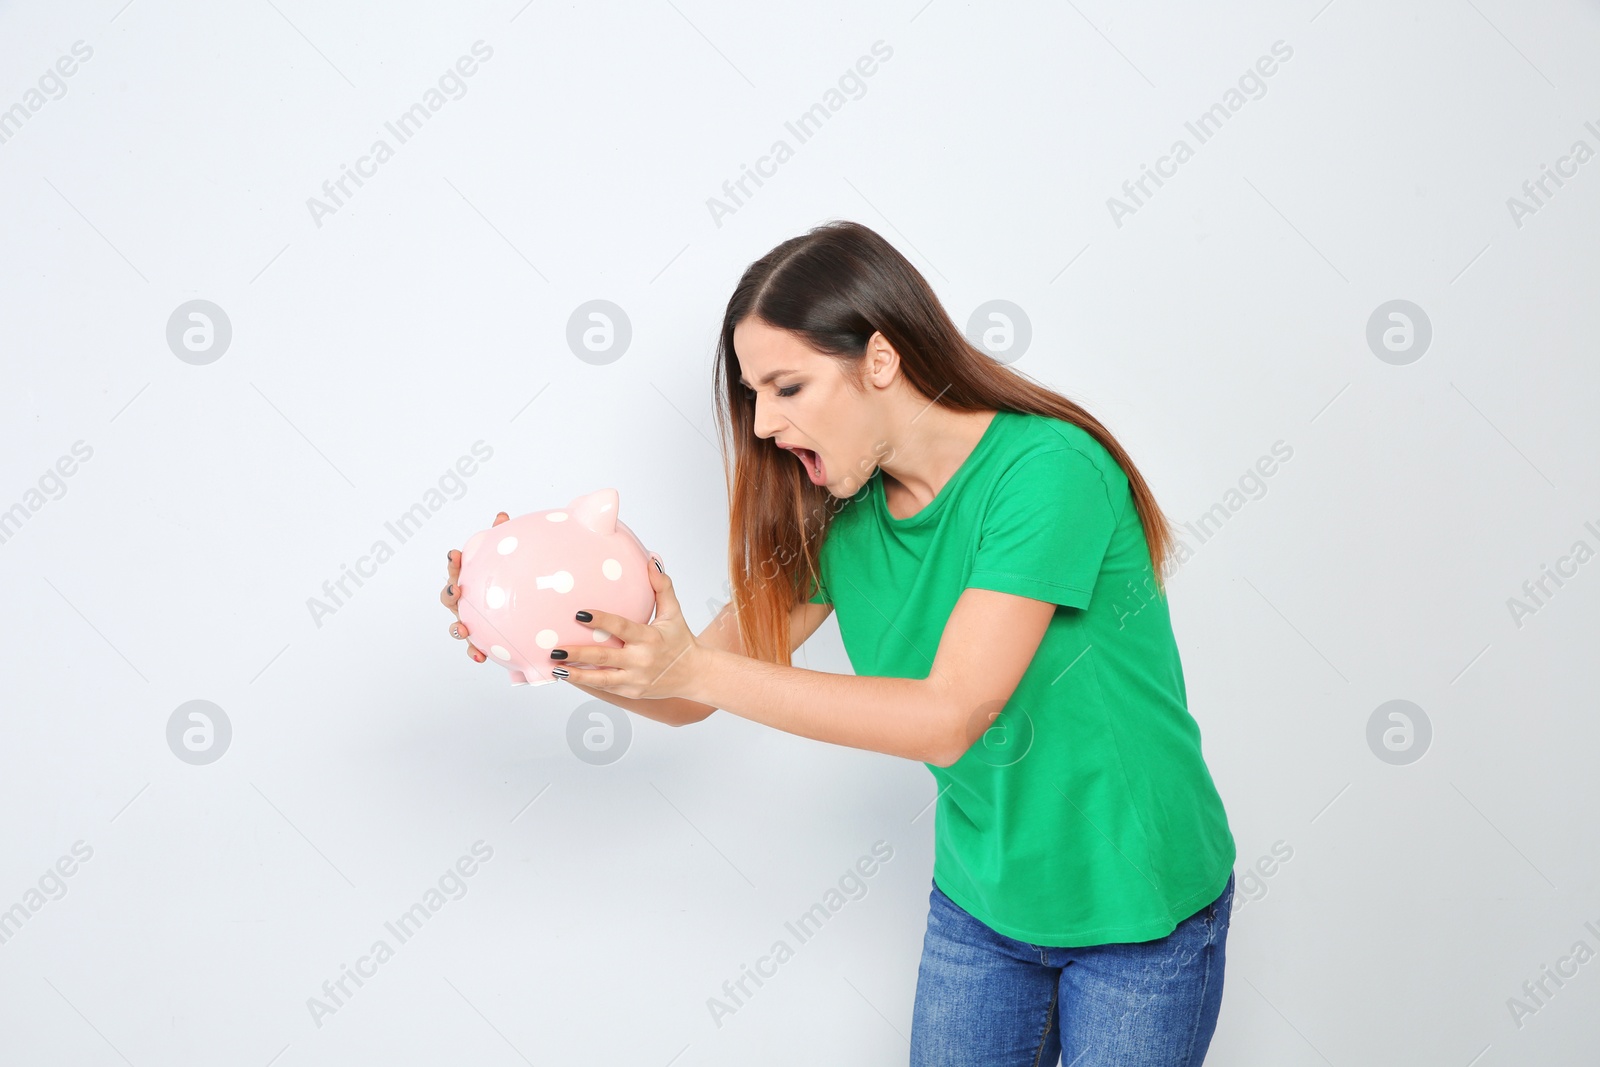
[442,511,510,664]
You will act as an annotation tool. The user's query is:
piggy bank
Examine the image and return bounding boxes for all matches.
[455,488,659,686]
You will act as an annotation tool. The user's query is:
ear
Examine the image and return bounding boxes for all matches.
[864,331,898,388]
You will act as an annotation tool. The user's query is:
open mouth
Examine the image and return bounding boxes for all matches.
[780,444,827,485]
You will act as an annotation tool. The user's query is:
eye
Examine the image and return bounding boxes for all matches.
[743,384,802,400]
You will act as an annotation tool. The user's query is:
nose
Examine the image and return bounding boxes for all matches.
[751,392,785,442]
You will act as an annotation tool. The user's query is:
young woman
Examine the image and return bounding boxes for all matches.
[441,220,1237,1065]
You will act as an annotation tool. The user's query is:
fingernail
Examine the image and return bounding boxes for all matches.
[575,610,592,622]
[551,667,569,679]
[447,584,454,596]
[652,556,664,574]
[549,649,567,660]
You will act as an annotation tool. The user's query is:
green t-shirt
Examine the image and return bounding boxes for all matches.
[806,410,1235,946]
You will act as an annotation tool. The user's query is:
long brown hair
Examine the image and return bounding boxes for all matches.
[710,219,1175,666]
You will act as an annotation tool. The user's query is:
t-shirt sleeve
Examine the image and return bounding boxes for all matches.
[804,570,829,605]
[966,447,1124,610]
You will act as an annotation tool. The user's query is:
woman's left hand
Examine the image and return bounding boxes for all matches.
[550,556,704,700]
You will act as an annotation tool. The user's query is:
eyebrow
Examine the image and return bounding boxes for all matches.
[737,369,798,387]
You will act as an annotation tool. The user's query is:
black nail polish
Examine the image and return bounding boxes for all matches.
[447,584,454,596]
[552,667,569,679]
[575,610,592,622]
[549,649,567,660]
[652,557,664,574]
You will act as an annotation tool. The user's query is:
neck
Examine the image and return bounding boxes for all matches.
[877,403,998,508]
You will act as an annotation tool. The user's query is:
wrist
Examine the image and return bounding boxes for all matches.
[682,642,724,707]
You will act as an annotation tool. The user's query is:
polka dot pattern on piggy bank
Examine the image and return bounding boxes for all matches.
[455,489,659,686]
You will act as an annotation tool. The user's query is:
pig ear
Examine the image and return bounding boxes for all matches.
[569,488,619,536]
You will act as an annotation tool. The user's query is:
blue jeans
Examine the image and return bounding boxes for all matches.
[910,873,1234,1066]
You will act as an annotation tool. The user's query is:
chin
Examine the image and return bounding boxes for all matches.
[827,473,868,498]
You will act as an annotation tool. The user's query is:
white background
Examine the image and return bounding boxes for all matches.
[2,1,1597,1064]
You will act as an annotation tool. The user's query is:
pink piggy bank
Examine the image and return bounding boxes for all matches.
[455,488,659,686]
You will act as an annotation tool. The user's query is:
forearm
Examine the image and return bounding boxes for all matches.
[683,646,957,765]
[566,681,714,728]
